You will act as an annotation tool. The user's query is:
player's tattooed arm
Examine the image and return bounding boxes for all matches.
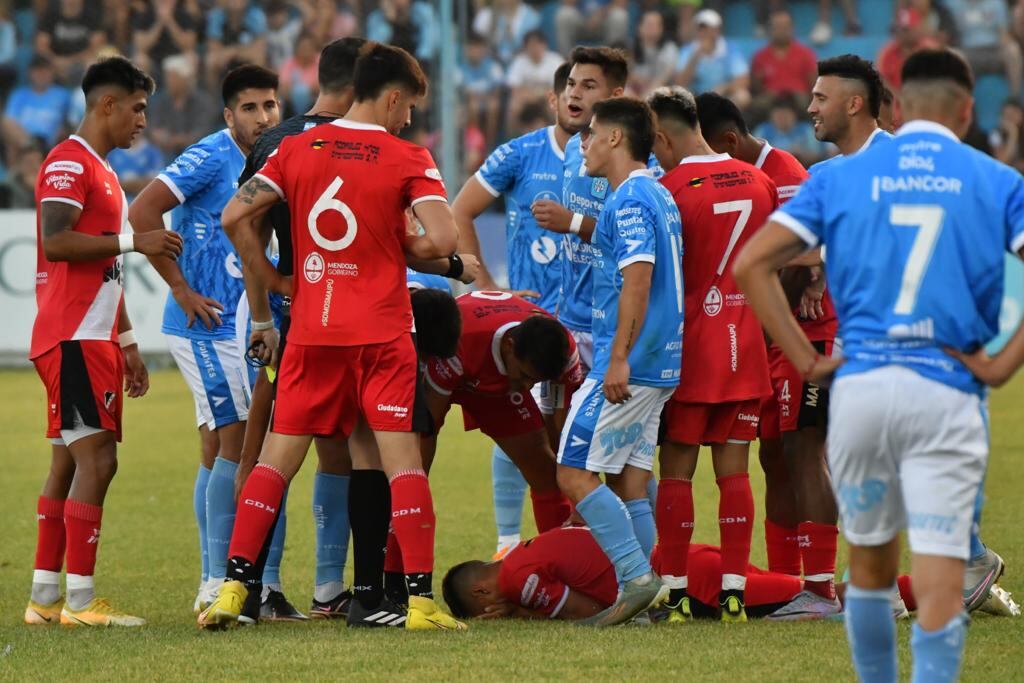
[605,262,653,404]
[224,176,288,296]
[233,177,277,205]
[40,201,134,262]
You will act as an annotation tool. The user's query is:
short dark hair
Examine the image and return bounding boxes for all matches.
[880,86,894,106]
[523,28,547,47]
[318,37,369,94]
[817,54,884,118]
[569,46,629,89]
[442,561,485,619]
[695,91,749,139]
[411,288,462,358]
[553,61,571,93]
[82,56,154,99]
[507,315,570,380]
[901,48,974,92]
[647,86,699,130]
[592,97,655,162]
[519,100,549,127]
[467,31,488,46]
[354,43,428,101]
[221,64,278,108]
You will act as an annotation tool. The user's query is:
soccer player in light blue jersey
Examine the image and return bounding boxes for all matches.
[736,49,1024,683]
[127,65,291,616]
[555,97,683,627]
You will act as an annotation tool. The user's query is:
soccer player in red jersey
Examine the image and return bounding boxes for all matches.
[420,291,580,532]
[25,57,183,627]
[695,92,842,619]
[647,87,777,622]
[200,44,465,631]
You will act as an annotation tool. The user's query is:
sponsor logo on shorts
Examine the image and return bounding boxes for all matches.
[377,403,409,416]
[704,286,722,316]
[305,252,325,283]
[737,412,758,423]
[804,384,819,408]
[45,160,84,175]
[908,512,958,534]
[836,479,887,518]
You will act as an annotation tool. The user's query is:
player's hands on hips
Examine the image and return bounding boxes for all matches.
[249,327,281,367]
[531,200,573,233]
[171,284,224,330]
[133,229,184,259]
[945,346,1014,388]
[603,357,632,403]
[799,267,826,320]
[122,345,149,398]
[457,252,482,284]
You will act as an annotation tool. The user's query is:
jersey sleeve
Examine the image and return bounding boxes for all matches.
[613,197,658,270]
[425,354,465,396]
[157,139,225,205]
[773,171,807,204]
[253,146,287,200]
[475,140,521,198]
[558,333,585,388]
[1004,169,1024,256]
[38,152,91,209]
[500,561,570,618]
[771,168,827,247]
[403,146,449,208]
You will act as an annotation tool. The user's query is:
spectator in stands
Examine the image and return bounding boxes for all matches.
[473,0,541,66]
[458,32,504,147]
[555,0,630,58]
[305,0,359,47]
[265,0,304,69]
[629,10,678,96]
[366,0,438,66]
[205,0,268,84]
[279,32,320,115]
[0,0,17,101]
[675,9,751,109]
[907,0,959,45]
[750,10,817,121]
[810,0,862,45]
[131,0,201,82]
[148,54,219,160]
[103,0,132,55]
[878,7,940,92]
[754,94,828,165]
[108,134,165,201]
[34,0,106,82]
[945,0,1022,98]
[506,29,563,136]
[2,56,69,158]
[0,139,44,209]
[990,99,1024,170]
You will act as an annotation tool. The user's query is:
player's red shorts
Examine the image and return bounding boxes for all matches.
[33,340,124,441]
[452,388,544,439]
[663,398,760,445]
[272,336,417,437]
[759,340,834,440]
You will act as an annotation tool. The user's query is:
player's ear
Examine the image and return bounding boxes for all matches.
[223,106,234,129]
[547,90,557,112]
[612,86,624,97]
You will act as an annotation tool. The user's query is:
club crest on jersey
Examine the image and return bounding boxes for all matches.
[591,177,608,199]
[703,286,723,316]
[304,251,325,283]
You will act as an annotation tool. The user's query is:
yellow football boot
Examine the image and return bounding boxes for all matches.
[60,598,146,627]
[25,597,64,625]
[197,580,247,630]
[405,596,467,631]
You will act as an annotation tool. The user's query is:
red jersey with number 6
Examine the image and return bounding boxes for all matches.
[425,292,583,396]
[661,154,776,403]
[31,135,128,360]
[755,143,837,342]
[255,119,448,347]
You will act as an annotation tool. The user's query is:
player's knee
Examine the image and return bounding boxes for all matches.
[556,464,595,502]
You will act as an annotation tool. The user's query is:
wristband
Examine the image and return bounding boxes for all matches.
[801,352,820,381]
[118,233,135,254]
[118,330,137,348]
[569,213,584,235]
[251,319,275,331]
[444,253,464,279]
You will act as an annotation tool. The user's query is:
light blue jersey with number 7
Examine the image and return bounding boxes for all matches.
[774,120,1024,396]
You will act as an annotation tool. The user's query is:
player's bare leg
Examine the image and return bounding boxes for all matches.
[495,430,571,533]
[27,444,76,623]
[758,438,802,575]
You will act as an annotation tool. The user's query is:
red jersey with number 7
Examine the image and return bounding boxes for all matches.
[661,154,776,403]
[254,119,448,346]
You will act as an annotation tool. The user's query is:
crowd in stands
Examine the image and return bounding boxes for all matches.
[0,0,1019,208]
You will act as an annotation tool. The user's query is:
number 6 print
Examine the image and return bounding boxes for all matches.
[308,176,358,251]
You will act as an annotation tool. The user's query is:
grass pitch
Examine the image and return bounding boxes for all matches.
[0,368,1020,681]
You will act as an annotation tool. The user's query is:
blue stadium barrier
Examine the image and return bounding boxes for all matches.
[975,74,1010,132]
[859,0,896,36]
[540,1,560,51]
[723,3,757,37]
[815,35,886,60]
[729,36,767,63]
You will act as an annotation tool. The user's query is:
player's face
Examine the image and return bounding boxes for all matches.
[502,345,546,393]
[109,89,149,149]
[385,88,422,135]
[581,118,614,178]
[808,76,852,143]
[225,88,280,152]
[565,63,620,133]
[553,87,574,134]
[705,129,740,159]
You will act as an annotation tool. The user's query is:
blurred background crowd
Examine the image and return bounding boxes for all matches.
[0,0,1020,209]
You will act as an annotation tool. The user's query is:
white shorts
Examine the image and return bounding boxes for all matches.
[166,335,252,430]
[557,376,673,474]
[828,365,988,559]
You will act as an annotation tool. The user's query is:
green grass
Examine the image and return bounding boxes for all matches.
[0,368,1020,681]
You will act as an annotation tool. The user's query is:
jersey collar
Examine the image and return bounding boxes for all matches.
[627,168,654,180]
[855,127,886,154]
[896,119,959,141]
[546,126,565,161]
[492,321,519,375]
[753,141,772,169]
[330,119,387,133]
[69,134,111,170]
[224,128,245,159]
[680,152,731,164]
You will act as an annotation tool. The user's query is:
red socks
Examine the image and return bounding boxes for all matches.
[799,521,838,600]
[655,478,694,583]
[530,489,571,533]
[389,471,435,574]
[383,528,404,574]
[765,519,802,576]
[64,499,102,577]
[228,464,286,563]
[35,496,66,572]
[717,473,754,590]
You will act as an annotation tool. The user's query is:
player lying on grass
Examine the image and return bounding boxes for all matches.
[443,526,1021,622]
